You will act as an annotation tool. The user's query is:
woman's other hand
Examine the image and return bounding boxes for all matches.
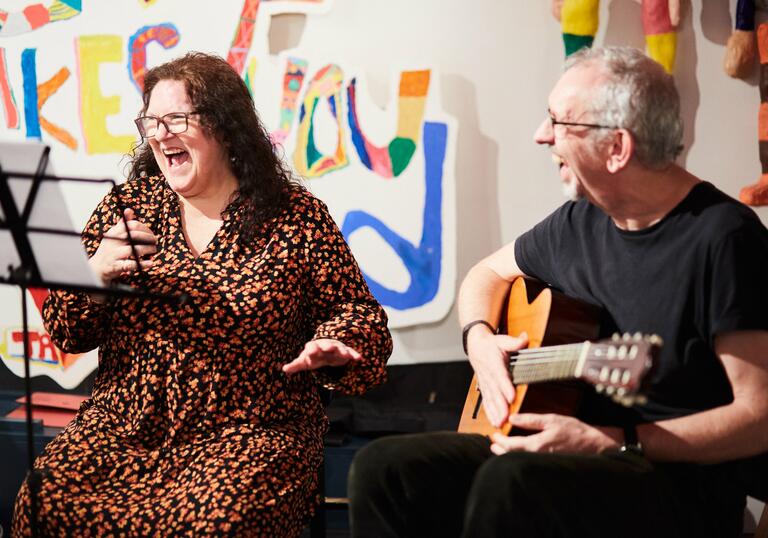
[89,208,157,286]
[282,339,362,374]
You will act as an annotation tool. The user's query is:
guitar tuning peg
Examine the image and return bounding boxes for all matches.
[613,394,635,407]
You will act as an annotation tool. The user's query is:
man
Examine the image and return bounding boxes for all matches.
[347,46,768,537]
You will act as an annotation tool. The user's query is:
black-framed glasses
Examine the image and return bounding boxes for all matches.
[134,111,198,138]
[547,109,617,131]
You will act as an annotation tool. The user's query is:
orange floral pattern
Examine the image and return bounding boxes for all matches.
[12,176,391,537]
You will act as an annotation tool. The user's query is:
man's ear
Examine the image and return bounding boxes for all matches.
[606,128,633,173]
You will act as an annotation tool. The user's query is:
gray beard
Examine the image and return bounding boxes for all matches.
[562,180,582,202]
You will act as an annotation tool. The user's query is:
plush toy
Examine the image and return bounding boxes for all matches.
[552,0,681,73]
[724,0,768,206]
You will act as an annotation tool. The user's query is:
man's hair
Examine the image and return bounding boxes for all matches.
[564,46,683,169]
[128,52,297,244]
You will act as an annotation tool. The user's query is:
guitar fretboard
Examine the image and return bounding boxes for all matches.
[509,343,584,384]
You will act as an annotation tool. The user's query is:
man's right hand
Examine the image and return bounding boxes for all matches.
[466,328,529,428]
[89,208,157,286]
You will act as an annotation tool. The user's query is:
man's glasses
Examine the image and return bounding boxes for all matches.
[134,111,198,138]
[547,109,617,131]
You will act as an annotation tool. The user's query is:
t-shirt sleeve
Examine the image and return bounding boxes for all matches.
[708,219,768,336]
[514,202,575,287]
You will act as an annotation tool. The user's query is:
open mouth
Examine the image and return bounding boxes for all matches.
[163,148,189,168]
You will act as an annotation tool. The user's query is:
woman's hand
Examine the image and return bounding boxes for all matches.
[282,339,362,374]
[89,208,157,286]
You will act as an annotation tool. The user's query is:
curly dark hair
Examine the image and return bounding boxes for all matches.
[128,52,298,243]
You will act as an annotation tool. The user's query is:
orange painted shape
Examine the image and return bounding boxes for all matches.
[37,66,69,103]
[227,0,261,75]
[23,4,50,30]
[39,117,77,149]
[399,70,430,97]
[759,24,768,65]
[759,103,768,141]
[740,173,768,206]
[37,66,77,150]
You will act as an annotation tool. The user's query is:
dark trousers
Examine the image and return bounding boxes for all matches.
[347,432,746,538]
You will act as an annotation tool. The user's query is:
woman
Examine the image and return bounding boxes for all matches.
[12,52,392,537]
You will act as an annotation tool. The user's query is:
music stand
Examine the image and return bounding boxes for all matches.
[0,141,157,536]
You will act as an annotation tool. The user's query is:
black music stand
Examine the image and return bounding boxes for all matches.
[0,142,156,536]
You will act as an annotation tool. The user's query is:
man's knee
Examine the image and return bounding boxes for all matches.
[348,436,403,498]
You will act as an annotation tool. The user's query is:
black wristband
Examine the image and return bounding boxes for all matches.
[462,320,496,355]
[619,424,643,456]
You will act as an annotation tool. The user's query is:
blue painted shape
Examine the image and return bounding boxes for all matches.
[21,49,40,140]
[341,121,448,309]
[347,79,372,169]
[60,0,83,11]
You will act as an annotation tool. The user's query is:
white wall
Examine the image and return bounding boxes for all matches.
[1,0,766,367]
[312,0,768,364]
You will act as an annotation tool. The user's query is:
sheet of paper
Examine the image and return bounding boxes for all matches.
[0,141,106,289]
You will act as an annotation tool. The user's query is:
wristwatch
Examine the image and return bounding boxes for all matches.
[619,424,644,456]
[461,320,496,355]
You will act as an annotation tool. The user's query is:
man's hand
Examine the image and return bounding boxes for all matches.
[489,413,621,455]
[89,208,157,285]
[282,338,361,374]
[467,328,528,428]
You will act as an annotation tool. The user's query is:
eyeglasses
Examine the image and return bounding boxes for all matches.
[134,111,198,138]
[547,109,617,131]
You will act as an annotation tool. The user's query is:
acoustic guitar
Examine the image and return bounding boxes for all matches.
[458,277,660,436]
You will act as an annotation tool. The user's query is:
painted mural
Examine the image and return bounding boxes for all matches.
[0,0,457,388]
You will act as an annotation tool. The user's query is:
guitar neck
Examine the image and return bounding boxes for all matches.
[510,342,587,384]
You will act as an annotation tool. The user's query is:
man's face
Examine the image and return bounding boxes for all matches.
[534,64,608,202]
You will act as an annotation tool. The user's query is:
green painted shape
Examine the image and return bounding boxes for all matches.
[389,137,417,177]
[563,34,594,57]
[244,69,255,98]
[306,98,323,169]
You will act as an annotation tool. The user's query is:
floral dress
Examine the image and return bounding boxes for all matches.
[12,176,392,537]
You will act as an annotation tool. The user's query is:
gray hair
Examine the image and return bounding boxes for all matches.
[564,46,683,169]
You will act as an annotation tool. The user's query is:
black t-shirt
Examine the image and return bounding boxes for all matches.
[515,182,768,426]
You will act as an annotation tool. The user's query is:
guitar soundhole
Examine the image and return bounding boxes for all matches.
[472,386,482,419]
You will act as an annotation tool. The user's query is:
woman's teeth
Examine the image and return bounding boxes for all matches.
[163,149,189,167]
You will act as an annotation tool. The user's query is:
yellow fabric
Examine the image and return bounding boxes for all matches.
[561,0,600,37]
[646,31,677,73]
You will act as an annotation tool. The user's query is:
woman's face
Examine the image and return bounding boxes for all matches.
[144,79,235,200]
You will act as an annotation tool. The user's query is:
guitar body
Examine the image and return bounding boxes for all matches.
[458,277,603,436]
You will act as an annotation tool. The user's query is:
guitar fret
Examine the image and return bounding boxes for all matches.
[510,350,580,384]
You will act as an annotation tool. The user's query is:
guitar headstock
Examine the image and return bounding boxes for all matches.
[576,332,661,407]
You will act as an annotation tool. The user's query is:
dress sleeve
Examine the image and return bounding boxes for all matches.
[301,195,393,395]
[42,186,124,353]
